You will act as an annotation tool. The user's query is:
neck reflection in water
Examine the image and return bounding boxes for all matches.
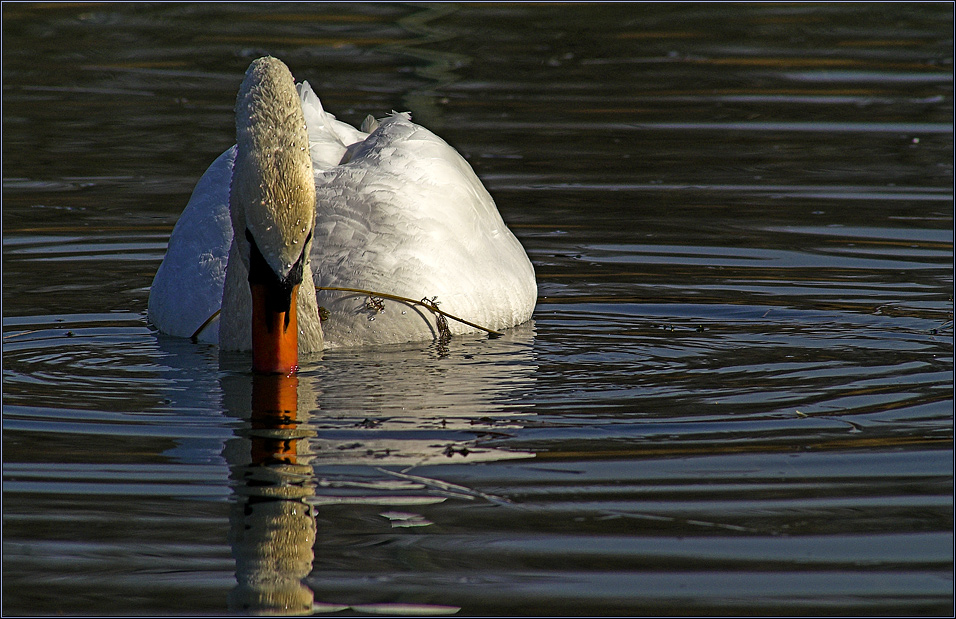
[226,374,317,615]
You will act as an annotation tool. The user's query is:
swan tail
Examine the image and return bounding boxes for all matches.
[297,80,369,170]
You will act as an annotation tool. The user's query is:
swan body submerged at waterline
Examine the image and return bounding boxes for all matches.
[147,56,536,372]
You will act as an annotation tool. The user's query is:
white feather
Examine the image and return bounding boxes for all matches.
[148,74,536,350]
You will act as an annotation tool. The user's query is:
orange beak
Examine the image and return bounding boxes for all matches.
[250,282,299,375]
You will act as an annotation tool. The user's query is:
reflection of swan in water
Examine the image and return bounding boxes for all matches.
[151,312,536,614]
[219,324,537,467]
[156,321,536,468]
[219,331,535,614]
[225,375,317,615]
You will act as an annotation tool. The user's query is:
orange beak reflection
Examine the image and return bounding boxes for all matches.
[250,282,299,375]
[250,373,300,464]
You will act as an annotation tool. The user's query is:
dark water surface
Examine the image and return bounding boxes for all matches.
[3,3,953,616]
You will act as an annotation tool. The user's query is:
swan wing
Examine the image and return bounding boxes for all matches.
[312,113,537,347]
[147,147,236,343]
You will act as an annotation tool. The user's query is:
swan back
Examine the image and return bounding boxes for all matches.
[310,111,537,346]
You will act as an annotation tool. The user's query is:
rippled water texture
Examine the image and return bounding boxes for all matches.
[3,3,953,616]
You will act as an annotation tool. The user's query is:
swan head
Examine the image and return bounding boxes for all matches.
[231,56,316,374]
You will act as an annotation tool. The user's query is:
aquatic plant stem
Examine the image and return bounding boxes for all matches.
[190,286,503,341]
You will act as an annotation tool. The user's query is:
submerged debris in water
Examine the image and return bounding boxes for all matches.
[436,312,450,342]
[443,444,470,458]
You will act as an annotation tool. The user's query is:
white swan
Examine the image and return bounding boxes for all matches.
[148,56,536,373]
